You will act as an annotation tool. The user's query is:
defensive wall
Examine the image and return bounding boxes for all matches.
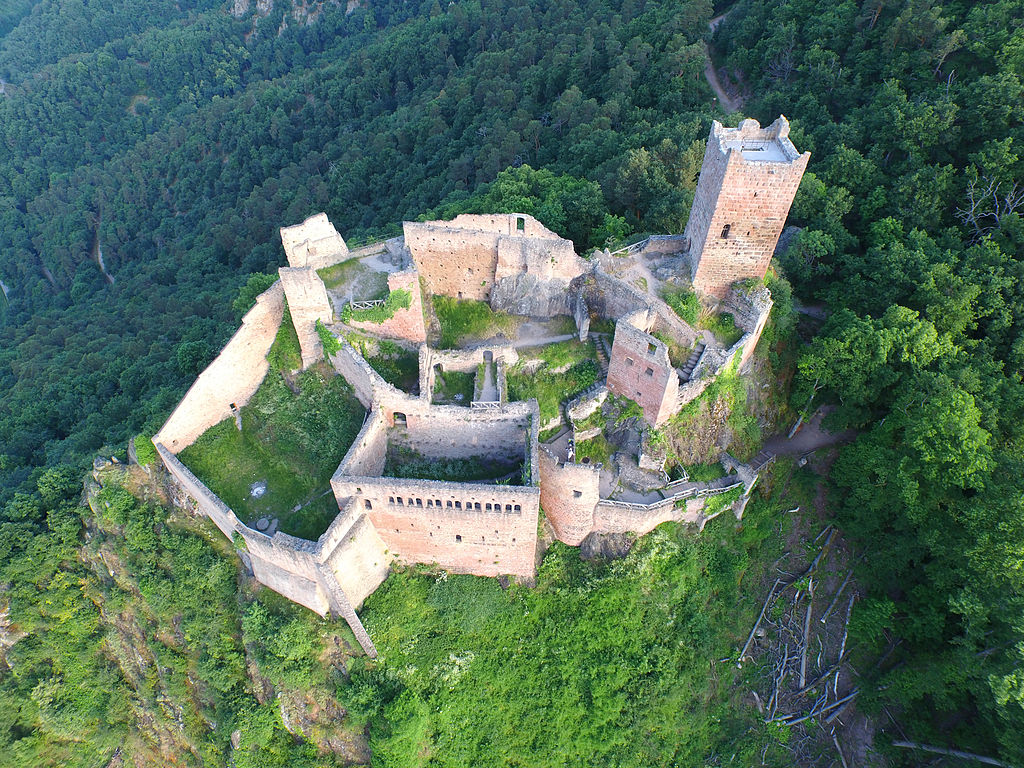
[537,443,735,545]
[280,213,350,270]
[153,442,385,657]
[685,117,809,298]
[404,213,587,315]
[605,313,681,426]
[154,281,284,453]
[605,285,773,427]
[279,266,333,368]
[156,114,797,651]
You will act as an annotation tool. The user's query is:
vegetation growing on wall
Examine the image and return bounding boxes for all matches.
[342,288,412,324]
[179,367,364,539]
[384,446,523,485]
[315,319,342,357]
[508,359,600,424]
[268,305,302,373]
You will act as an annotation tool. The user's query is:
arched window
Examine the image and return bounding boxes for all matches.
[393,412,407,426]
[720,224,731,239]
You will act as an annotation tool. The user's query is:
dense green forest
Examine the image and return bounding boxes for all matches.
[1,0,1023,765]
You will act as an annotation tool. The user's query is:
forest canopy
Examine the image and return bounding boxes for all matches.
[0,0,1023,765]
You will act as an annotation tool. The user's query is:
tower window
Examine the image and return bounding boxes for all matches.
[516,216,525,231]
[720,224,731,239]
[456,535,462,542]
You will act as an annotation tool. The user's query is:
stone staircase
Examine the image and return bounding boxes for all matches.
[677,341,706,382]
[593,333,611,376]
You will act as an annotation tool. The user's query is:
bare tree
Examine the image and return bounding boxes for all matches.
[956,175,1024,243]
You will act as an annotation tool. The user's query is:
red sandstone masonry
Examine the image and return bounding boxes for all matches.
[349,269,427,344]
[605,318,679,426]
[685,117,809,299]
[332,476,539,578]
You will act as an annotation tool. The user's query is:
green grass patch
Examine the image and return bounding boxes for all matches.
[653,331,692,369]
[133,434,157,467]
[518,338,596,370]
[589,317,616,335]
[703,485,744,518]
[663,286,745,346]
[384,445,523,484]
[268,305,302,372]
[508,359,600,423]
[342,287,412,324]
[317,258,383,292]
[680,461,727,483]
[705,312,743,347]
[343,497,793,766]
[575,432,614,465]
[433,369,475,404]
[663,286,701,326]
[179,367,365,539]
[433,296,520,348]
[365,341,420,393]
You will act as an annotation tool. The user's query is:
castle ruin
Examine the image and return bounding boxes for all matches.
[153,116,804,656]
[685,117,809,298]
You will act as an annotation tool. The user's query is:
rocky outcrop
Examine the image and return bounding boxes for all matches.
[490,272,577,317]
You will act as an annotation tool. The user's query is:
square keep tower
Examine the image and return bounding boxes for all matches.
[684,116,809,299]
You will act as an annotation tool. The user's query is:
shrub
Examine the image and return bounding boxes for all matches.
[133,434,157,467]
[315,319,341,356]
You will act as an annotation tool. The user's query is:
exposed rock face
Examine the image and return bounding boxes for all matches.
[579,531,636,561]
[489,273,576,317]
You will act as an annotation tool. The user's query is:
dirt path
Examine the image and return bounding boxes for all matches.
[763,407,857,457]
[704,10,743,113]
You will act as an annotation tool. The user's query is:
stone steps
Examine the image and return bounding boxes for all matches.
[677,342,706,382]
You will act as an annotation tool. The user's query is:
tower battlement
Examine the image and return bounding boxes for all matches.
[684,116,809,299]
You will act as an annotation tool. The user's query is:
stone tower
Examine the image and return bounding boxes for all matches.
[684,116,809,299]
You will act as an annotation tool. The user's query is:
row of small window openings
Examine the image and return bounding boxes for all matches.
[387,496,520,512]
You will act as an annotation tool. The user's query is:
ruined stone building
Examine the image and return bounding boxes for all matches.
[684,116,809,298]
[153,116,803,655]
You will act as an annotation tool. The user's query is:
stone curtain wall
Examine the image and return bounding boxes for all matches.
[721,285,774,370]
[331,476,540,578]
[605,318,680,426]
[537,445,601,545]
[404,213,571,304]
[280,212,349,269]
[685,117,809,299]
[592,496,705,536]
[405,222,505,301]
[491,235,587,316]
[334,409,388,478]
[349,269,428,344]
[392,407,529,462]
[154,282,284,453]
[279,267,333,368]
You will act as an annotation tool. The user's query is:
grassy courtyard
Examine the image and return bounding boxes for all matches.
[432,296,522,348]
[179,365,366,540]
